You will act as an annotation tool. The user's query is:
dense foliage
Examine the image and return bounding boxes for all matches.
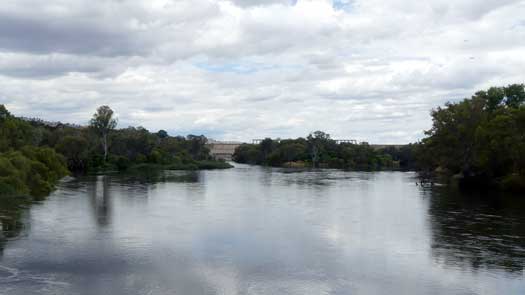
[0,104,230,199]
[21,107,231,173]
[418,84,525,191]
[3,83,523,195]
[0,106,69,198]
[233,131,415,170]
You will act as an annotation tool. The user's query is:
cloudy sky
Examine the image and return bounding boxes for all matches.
[0,0,524,143]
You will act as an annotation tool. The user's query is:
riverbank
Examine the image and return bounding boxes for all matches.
[126,160,233,172]
[418,169,525,193]
[454,173,525,193]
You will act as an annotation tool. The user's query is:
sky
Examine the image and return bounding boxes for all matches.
[0,0,524,144]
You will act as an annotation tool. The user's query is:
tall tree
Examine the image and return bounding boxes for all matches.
[157,129,168,138]
[89,106,117,162]
[259,138,274,163]
[419,84,525,190]
[307,131,331,168]
[504,83,525,108]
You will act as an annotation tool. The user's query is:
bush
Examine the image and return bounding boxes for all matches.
[196,160,233,170]
[56,135,89,172]
[114,156,131,171]
[135,153,147,163]
[0,146,68,198]
[500,174,525,192]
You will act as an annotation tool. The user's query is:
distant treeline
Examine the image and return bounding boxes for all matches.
[0,105,230,199]
[233,84,525,192]
[233,131,418,170]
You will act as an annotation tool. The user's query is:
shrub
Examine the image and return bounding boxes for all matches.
[114,156,131,171]
[500,174,525,192]
[0,146,68,198]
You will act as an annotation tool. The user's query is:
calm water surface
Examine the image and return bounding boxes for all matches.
[1,164,525,294]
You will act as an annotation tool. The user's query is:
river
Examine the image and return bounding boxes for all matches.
[1,164,524,294]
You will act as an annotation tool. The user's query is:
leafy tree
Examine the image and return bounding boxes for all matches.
[110,126,156,161]
[419,84,525,190]
[157,130,168,138]
[56,135,89,172]
[234,131,398,170]
[0,105,35,152]
[0,147,68,197]
[0,105,10,121]
[483,87,505,112]
[186,135,210,160]
[504,84,525,108]
[233,144,261,164]
[307,131,331,168]
[259,138,275,163]
[0,103,232,200]
[89,106,117,162]
[280,142,307,163]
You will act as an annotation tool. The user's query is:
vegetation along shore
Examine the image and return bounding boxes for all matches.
[233,84,525,192]
[0,105,231,201]
[1,83,524,202]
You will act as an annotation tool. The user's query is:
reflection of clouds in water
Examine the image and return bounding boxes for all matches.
[183,223,354,294]
[274,169,378,188]
[0,264,69,295]
[191,264,241,295]
[246,279,337,295]
[192,262,349,295]
[113,170,201,186]
[83,171,203,228]
[1,167,525,294]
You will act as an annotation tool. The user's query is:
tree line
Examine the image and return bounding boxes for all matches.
[1,83,523,198]
[233,84,525,192]
[233,131,418,170]
[0,105,231,199]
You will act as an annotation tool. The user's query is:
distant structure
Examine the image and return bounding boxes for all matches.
[207,138,407,161]
[252,139,277,144]
[252,138,358,144]
[334,139,358,144]
[206,140,243,161]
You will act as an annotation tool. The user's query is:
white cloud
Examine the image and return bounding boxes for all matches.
[0,0,524,143]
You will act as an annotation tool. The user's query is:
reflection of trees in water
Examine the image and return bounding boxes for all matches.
[1,170,201,254]
[277,169,376,189]
[88,175,112,227]
[87,171,200,227]
[429,187,525,273]
[113,170,200,187]
[0,196,30,257]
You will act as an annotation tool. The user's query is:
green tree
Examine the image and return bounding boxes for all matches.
[423,96,486,175]
[419,84,525,190]
[0,106,34,152]
[157,130,168,138]
[56,135,89,172]
[307,131,331,168]
[504,84,525,108]
[89,106,117,162]
[0,105,10,121]
[186,135,209,160]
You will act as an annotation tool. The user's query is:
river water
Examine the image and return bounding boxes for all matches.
[1,164,524,294]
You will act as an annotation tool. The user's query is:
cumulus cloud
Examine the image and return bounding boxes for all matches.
[0,0,524,143]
